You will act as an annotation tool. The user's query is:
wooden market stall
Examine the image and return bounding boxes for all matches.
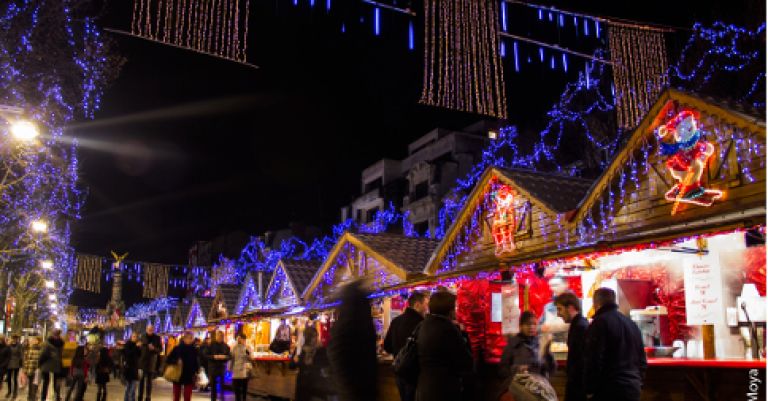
[421,88,766,401]
[208,284,243,345]
[185,296,214,339]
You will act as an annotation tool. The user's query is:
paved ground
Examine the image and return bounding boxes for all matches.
[67,379,273,401]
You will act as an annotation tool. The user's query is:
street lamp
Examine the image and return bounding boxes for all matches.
[40,260,53,270]
[10,120,39,142]
[30,220,48,234]
[47,294,56,301]
[44,280,54,289]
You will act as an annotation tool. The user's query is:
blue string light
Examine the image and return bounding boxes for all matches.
[374,7,380,36]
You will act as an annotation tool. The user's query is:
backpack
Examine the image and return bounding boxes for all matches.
[392,323,421,386]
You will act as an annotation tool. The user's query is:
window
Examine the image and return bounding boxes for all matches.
[366,207,380,223]
[414,221,429,236]
[411,181,429,201]
[364,177,383,193]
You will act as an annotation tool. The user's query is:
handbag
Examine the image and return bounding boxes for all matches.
[392,323,421,386]
[163,361,182,383]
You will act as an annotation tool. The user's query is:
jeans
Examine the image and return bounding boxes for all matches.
[26,373,37,401]
[124,380,137,401]
[96,384,107,401]
[6,368,19,397]
[232,378,248,401]
[209,374,225,401]
[172,384,193,401]
[64,374,84,401]
[395,376,415,401]
[137,371,153,401]
[39,373,60,401]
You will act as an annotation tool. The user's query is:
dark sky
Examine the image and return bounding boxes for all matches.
[69,0,758,267]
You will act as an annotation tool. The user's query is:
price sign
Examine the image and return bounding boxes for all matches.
[684,255,724,325]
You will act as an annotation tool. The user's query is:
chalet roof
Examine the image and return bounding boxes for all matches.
[495,168,593,213]
[352,233,440,275]
[196,297,214,318]
[216,284,242,312]
[571,87,766,223]
[281,260,322,296]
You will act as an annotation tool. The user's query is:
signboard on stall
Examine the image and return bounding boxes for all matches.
[501,283,521,335]
[683,255,724,325]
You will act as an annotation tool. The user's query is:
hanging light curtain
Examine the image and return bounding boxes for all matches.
[607,23,669,130]
[75,255,102,293]
[421,0,508,119]
[142,263,170,298]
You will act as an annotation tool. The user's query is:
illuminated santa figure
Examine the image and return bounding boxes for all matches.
[490,184,517,254]
[656,110,722,212]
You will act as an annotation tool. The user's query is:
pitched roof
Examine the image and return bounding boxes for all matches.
[281,260,322,296]
[196,297,214,319]
[571,87,766,223]
[351,233,440,275]
[495,168,593,213]
[216,284,242,312]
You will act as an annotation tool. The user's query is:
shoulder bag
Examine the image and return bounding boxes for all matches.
[392,323,421,385]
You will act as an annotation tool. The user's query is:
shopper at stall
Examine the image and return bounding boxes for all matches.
[64,344,87,401]
[584,288,647,401]
[540,276,570,344]
[7,335,23,399]
[207,331,230,401]
[229,333,251,401]
[122,333,141,401]
[138,325,162,401]
[499,311,556,401]
[415,291,473,401]
[165,332,200,401]
[328,280,377,401]
[294,314,333,401]
[23,336,41,401]
[555,292,589,401]
[94,347,113,401]
[383,290,428,401]
[38,329,64,401]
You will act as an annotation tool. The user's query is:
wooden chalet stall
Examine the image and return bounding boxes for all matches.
[248,259,322,401]
[172,303,190,334]
[185,297,214,339]
[423,89,766,401]
[302,232,439,401]
[234,272,274,352]
[209,284,243,345]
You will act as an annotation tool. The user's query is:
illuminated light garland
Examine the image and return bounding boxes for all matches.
[130,0,251,63]
[420,0,507,118]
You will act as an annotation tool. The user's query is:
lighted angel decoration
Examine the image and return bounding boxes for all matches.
[490,184,517,254]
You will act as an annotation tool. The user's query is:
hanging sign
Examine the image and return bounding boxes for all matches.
[683,255,724,325]
[501,282,521,335]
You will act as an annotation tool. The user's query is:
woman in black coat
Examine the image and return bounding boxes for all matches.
[166,332,200,401]
[95,348,113,401]
[415,291,473,401]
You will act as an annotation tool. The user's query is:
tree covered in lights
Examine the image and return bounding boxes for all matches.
[0,0,123,328]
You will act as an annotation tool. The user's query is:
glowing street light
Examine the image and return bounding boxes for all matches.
[40,260,53,270]
[30,220,48,233]
[10,120,39,142]
[48,294,56,301]
[44,280,54,289]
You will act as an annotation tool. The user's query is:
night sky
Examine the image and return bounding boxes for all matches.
[69,0,758,270]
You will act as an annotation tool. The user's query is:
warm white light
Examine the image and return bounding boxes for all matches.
[48,294,56,301]
[44,280,54,289]
[488,130,498,140]
[53,322,60,328]
[30,220,48,233]
[40,260,53,269]
[10,120,39,142]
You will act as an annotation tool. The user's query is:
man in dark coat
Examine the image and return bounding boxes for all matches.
[0,337,10,395]
[38,330,64,401]
[556,292,589,401]
[584,288,647,401]
[383,291,428,401]
[206,331,230,401]
[416,291,473,401]
[122,333,141,401]
[328,280,377,401]
[137,325,162,401]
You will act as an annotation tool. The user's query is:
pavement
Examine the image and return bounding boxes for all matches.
[61,379,273,401]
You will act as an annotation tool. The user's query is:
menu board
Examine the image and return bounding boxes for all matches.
[501,283,520,335]
[683,255,724,325]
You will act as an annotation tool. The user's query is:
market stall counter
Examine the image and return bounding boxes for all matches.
[248,355,297,400]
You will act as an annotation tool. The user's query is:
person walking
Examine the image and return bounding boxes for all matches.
[206,331,230,401]
[94,348,113,401]
[165,332,200,401]
[0,337,10,396]
[584,288,647,401]
[555,292,589,401]
[499,311,556,401]
[383,291,428,401]
[229,334,250,401]
[38,330,64,401]
[293,315,331,401]
[415,291,473,401]
[85,343,99,386]
[23,337,41,401]
[122,334,140,401]
[63,345,86,401]
[328,280,377,401]
[137,325,162,401]
[7,335,23,399]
